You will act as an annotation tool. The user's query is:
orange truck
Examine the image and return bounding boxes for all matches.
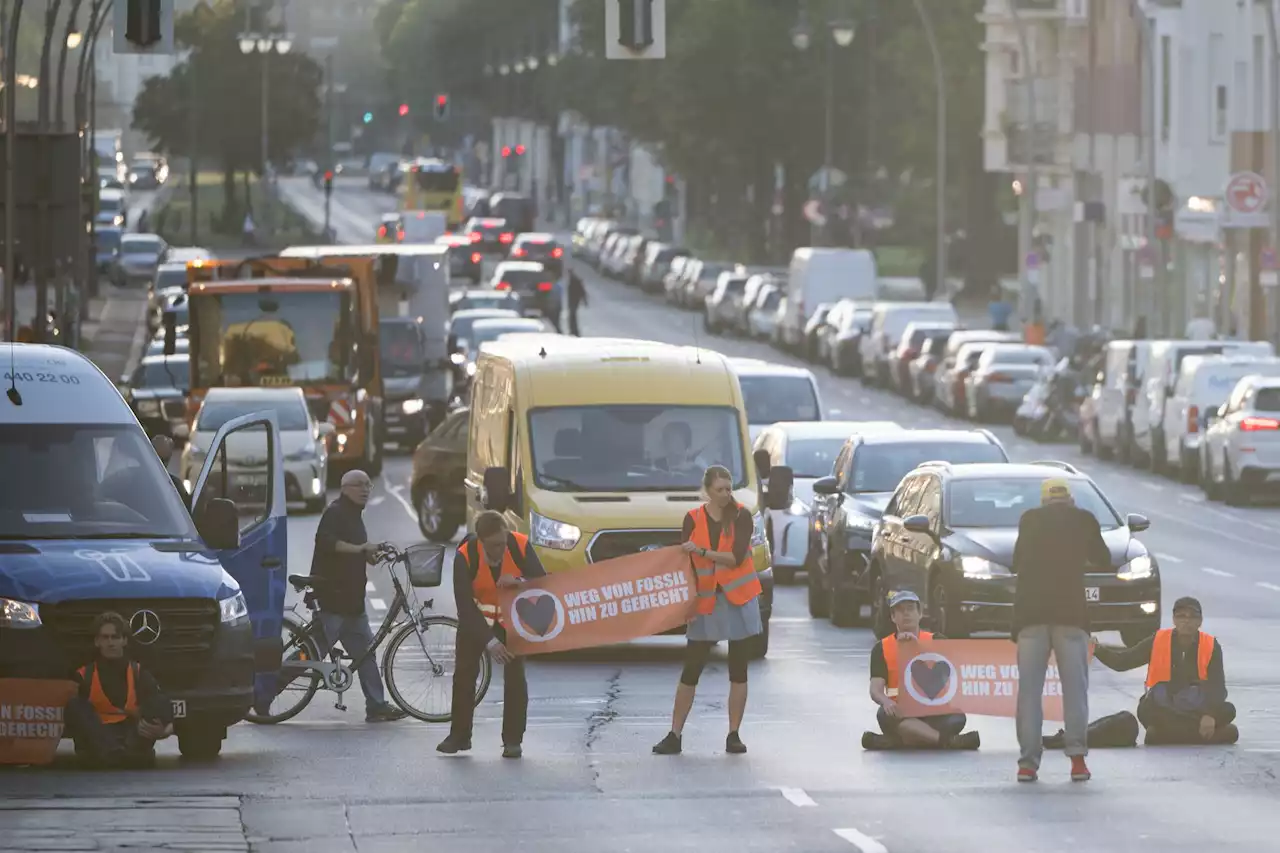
[173,256,387,476]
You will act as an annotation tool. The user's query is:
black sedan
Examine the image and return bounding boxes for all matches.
[463,216,513,255]
[119,354,190,439]
[508,232,565,277]
[866,462,1161,644]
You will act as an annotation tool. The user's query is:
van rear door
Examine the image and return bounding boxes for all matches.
[190,411,287,708]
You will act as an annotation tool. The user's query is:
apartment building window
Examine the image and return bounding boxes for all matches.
[1160,35,1171,142]
[1209,33,1226,143]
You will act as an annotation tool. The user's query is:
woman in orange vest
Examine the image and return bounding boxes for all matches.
[67,611,173,768]
[1093,596,1237,745]
[653,465,763,757]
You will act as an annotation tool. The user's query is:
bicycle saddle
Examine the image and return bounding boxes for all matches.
[288,574,328,591]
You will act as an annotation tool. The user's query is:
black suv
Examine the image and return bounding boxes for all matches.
[808,429,1008,627]
[463,217,513,254]
[865,461,1161,643]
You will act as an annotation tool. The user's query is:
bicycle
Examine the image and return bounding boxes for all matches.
[246,542,492,724]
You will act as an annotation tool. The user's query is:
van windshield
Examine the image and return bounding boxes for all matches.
[529,405,747,492]
[0,424,196,539]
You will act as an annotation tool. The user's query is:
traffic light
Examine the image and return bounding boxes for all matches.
[515,144,526,156]
[398,103,410,117]
[434,94,450,121]
[323,170,334,196]
[501,146,512,159]
[618,0,655,50]
[363,112,373,124]
[115,0,173,54]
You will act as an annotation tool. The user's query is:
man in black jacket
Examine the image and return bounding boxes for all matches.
[567,270,587,336]
[1010,478,1110,783]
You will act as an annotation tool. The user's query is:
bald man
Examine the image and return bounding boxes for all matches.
[151,434,189,510]
[308,470,405,722]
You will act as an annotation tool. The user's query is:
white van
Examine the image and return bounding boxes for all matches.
[1092,340,1152,462]
[1134,339,1273,471]
[860,301,959,387]
[783,248,877,347]
[1160,354,1280,477]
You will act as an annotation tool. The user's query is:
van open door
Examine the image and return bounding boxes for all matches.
[189,410,288,710]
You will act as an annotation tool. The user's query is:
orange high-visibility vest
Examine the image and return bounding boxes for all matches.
[77,661,139,724]
[1146,628,1215,690]
[881,632,934,694]
[460,532,530,627]
[687,505,762,615]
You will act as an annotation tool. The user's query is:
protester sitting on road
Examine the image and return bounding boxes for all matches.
[1092,597,1238,746]
[863,590,980,751]
[66,612,173,769]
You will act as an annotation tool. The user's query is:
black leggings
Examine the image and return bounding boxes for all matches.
[680,639,750,686]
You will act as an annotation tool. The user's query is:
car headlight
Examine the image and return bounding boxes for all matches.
[465,362,477,377]
[751,511,767,547]
[0,598,41,628]
[137,400,161,416]
[788,498,808,515]
[530,510,581,551]
[401,398,425,415]
[219,591,249,624]
[845,513,877,534]
[961,556,1011,579]
[1117,555,1153,581]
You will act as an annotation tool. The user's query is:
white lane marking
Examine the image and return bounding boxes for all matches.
[1139,481,1161,491]
[778,787,817,807]
[833,828,889,853]
[1201,567,1234,578]
[370,598,388,611]
[366,581,376,592]
[1178,493,1205,503]
[1258,582,1280,592]
[385,483,418,523]
[368,495,386,507]
[1156,553,1182,563]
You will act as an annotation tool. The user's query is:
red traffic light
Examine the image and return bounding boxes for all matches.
[501,146,512,158]
[515,144,526,156]
[436,94,448,106]
[398,103,409,116]
[323,170,334,181]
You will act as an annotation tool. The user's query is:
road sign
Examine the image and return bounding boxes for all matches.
[803,200,826,226]
[1222,171,1270,229]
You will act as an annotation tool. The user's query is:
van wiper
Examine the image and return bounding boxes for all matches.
[76,532,183,540]
[538,473,588,490]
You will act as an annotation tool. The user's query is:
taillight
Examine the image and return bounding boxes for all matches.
[377,225,387,238]
[500,232,514,243]
[470,231,482,242]
[470,252,482,263]
[496,281,511,290]
[1187,405,1199,434]
[551,247,563,258]
[537,282,553,292]
[1240,416,1280,431]
[396,231,404,242]
[986,373,1014,383]
[511,248,525,257]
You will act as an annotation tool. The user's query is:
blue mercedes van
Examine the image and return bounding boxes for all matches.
[0,344,287,759]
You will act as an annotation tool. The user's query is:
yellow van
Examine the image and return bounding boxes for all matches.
[465,336,780,655]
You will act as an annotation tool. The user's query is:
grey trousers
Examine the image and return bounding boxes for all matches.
[1016,624,1090,769]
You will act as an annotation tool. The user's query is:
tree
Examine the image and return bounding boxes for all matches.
[132,0,322,214]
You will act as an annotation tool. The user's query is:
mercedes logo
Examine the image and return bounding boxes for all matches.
[130,610,162,645]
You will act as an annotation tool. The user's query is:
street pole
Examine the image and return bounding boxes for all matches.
[56,0,85,128]
[324,51,333,240]
[34,0,61,344]
[822,35,833,247]
[1009,2,1039,327]
[1264,0,1280,343]
[4,0,26,343]
[189,55,198,245]
[912,0,946,301]
[260,49,269,223]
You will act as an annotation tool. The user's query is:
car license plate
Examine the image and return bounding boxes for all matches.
[171,699,187,719]
[1085,587,1100,602]
[240,475,267,486]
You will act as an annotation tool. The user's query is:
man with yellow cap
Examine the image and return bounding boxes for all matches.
[1010,477,1111,784]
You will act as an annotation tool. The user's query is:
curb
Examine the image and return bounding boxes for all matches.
[122,292,151,377]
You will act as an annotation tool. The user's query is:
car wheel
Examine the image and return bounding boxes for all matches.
[1179,448,1199,484]
[1096,422,1113,459]
[1078,424,1093,455]
[1202,451,1221,500]
[1223,458,1250,506]
[176,724,224,760]
[1149,433,1167,475]
[870,569,893,639]
[417,487,459,542]
[807,560,830,618]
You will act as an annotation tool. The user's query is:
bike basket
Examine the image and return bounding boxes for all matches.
[404,543,447,587]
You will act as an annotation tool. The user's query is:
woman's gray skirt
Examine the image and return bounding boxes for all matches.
[686,592,762,642]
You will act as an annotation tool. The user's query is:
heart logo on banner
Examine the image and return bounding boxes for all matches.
[910,658,953,701]
[514,594,558,637]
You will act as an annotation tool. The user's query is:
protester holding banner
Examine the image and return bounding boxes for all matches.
[66,612,173,769]
[438,511,546,759]
[863,591,980,751]
[1010,478,1109,783]
[653,466,762,757]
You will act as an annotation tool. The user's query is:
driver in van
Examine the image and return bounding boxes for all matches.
[654,422,699,473]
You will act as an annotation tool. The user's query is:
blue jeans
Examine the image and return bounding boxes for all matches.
[316,610,387,712]
[1016,625,1090,769]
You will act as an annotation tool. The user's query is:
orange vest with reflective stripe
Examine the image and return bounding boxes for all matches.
[881,632,934,694]
[688,505,762,615]
[77,661,139,724]
[1145,628,1214,690]
[461,532,530,627]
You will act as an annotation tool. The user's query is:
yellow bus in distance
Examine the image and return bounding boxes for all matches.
[401,158,464,229]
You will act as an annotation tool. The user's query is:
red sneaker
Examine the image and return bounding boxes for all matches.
[1070,756,1091,782]
[1017,766,1038,783]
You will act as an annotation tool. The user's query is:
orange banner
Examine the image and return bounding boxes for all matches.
[0,679,77,765]
[498,546,697,655]
[894,639,1090,722]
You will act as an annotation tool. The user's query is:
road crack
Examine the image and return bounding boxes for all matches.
[583,669,622,791]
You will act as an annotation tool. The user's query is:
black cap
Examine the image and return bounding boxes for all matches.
[1172,596,1202,616]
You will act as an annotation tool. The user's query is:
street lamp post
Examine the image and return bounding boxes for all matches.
[57,0,87,129]
[911,0,947,302]
[239,32,293,201]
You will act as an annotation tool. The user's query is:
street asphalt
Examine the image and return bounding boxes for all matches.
[3,176,1276,853]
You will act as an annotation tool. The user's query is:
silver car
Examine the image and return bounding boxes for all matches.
[181,387,334,513]
[114,233,169,287]
[964,344,1055,422]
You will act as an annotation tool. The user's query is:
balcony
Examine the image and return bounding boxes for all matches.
[980,0,1089,22]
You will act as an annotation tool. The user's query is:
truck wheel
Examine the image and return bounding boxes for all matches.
[177,724,225,760]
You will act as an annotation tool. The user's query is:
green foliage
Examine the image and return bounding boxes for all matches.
[131,0,323,173]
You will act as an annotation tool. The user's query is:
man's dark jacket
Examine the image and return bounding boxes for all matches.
[1010,501,1111,637]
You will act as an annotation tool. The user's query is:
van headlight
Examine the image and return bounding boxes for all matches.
[0,598,41,628]
[219,591,249,625]
[530,511,581,551]
[751,511,766,547]
[961,556,1012,579]
[1117,555,1153,581]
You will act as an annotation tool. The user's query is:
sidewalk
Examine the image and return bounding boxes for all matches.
[10,281,149,381]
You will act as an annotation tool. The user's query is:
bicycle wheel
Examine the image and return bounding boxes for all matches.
[245,614,323,724]
[382,615,491,723]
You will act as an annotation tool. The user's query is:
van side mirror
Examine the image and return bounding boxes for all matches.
[317,422,336,437]
[765,465,793,511]
[483,466,512,511]
[1126,513,1150,533]
[812,475,839,496]
[752,448,771,479]
[197,498,241,549]
[162,312,177,356]
[903,514,932,534]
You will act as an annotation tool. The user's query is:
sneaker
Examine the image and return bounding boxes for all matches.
[861,731,893,751]
[436,735,472,754]
[366,704,408,723]
[502,743,523,759]
[1070,756,1091,782]
[948,731,981,751]
[725,731,747,755]
[652,731,682,755]
[1017,766,1038,783]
